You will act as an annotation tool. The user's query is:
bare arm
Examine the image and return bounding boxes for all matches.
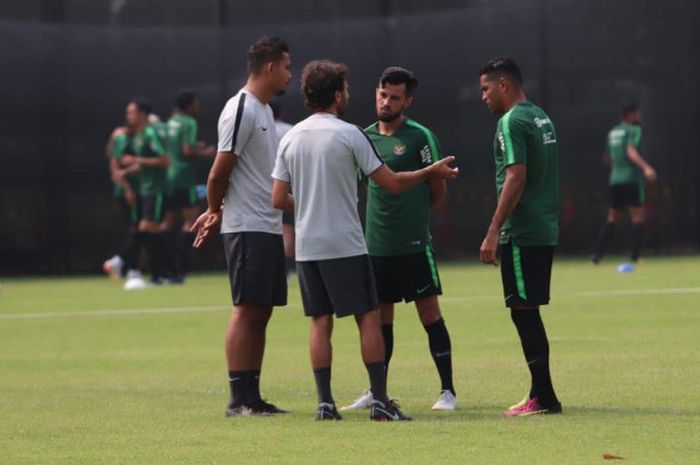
[271,179,294,212]
[121,154,169,168]
[190,151,236,248]
[369,156,458,195]
[183,143,217,159]
[428,179,447,206]
[479,164,527,265]
[626,145,657,182]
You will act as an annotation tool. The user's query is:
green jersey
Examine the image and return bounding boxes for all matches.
[111,132,140,197]
[364,118,441,256]
[132,125,167,195]
[493,101,559,246]
[166,113,198,189]
[607,123,642,186]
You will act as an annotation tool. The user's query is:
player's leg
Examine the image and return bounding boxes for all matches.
[223,232,288,416]
[379,303,395,375]
[225,304,272,415]
[282,212,295,278]
[159,203,179,282]
[297,260,342,420]
[501,242,561,416]
[628,183,646,262]
[592,207,621,263]
[178,201,201,279]
[106,197,140,280]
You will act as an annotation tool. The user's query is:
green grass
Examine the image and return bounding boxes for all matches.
[1,256,698,464]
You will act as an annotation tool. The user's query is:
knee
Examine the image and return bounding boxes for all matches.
[416,297,442,326]
[312,315,334,336]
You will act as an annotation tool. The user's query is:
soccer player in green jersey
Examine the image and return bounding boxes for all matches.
[162,90,216,282]
[103,125,141,281]
[479,57,562,416]
[120,98,170,289]
[341,67,456,412]
[592,103,657,264]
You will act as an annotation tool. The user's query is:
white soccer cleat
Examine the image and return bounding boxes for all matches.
[124,270,147,291]
[102,255,123,281]
[339,389,374,411]
[431,390,457,411]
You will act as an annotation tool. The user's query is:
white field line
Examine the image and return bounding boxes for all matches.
[1,287,699,321]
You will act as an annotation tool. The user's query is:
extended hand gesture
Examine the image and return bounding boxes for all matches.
[191,209,222,248]
[429,156,459,180]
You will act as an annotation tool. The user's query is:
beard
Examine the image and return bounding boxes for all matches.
[378,110,402,123]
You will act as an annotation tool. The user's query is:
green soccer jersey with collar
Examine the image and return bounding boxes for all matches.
[111,132,140,197]
[166,113,198,190]
[132,125,167,195]
[493,101,559,246]
[607,123,642,186]
[364,118,441,256]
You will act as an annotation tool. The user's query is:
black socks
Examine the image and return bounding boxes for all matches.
[381,324,394,377]
[593,222,615,259]
[366,361,388,404]
[424,318,455,395]
[313,367,334,404]
[228,370,263,406]
[631,223,643,262]
[510,308,558,407]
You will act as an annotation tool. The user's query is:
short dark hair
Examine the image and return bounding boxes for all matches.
[175,89,197,112]
[622,102,639,116]
[247,36,289,75]
[480,57,523,84]
[301,59,349,111]
[379,66,418,96]
[129,97,152,115]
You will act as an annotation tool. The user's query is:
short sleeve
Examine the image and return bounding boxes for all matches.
[418,130,442,168]
[500,113,528,166]
[111,135,127,159]
[217,95,254,155]
[186,118,198,145]
[271,134,291,182]
[352,126,384,176]
[627,126,642,148]
[147,128,165,156]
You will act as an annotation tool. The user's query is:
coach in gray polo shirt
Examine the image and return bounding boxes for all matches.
[272,59,458,422]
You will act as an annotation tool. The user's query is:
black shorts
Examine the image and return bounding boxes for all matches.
[297,254,378,318]
[117,197,141,227]
[609,183,644,209]
[500,241,554,308]
[222,232,287,307]
[140,193,165,222]
[370,248,442,303]
[166,186,198,211]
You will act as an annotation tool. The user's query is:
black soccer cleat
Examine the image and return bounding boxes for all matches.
[315,402,343,421]
[370,399,412,422]
[247,399,292,416]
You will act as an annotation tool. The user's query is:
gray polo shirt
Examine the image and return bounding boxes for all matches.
[272,113,384,261]
[217,89,282,235]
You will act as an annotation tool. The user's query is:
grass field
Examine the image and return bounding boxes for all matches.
[1,256,698,464]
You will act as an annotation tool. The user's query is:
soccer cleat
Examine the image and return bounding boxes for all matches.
[103,255,123,280]
[315,402,343,421]
[123,270,147,290]
[225,404,252,417]
[339,389,374,411]
[431,390,457,411]
[503,397,562,417]
[370,399,412,421]
[507,395,529,412]
[247,399,292,415]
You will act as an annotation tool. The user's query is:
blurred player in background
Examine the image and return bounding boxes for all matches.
[102,124,140,280]
[120,98,170,289]
[270,101,296,278]
[191,37,292,417]
[479,57,562,416]
[342,67,456,412]
[272,59,457,421]
[161,90,216,283]
[592,103,657,264]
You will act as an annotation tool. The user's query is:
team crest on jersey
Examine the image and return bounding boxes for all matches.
[394,144,407,155]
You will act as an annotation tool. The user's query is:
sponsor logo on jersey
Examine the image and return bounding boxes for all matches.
[420,145,432,163]
[534,116,552,128]
[498,132,506,153]
[394,143,406,155]
[543,132,557,145]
